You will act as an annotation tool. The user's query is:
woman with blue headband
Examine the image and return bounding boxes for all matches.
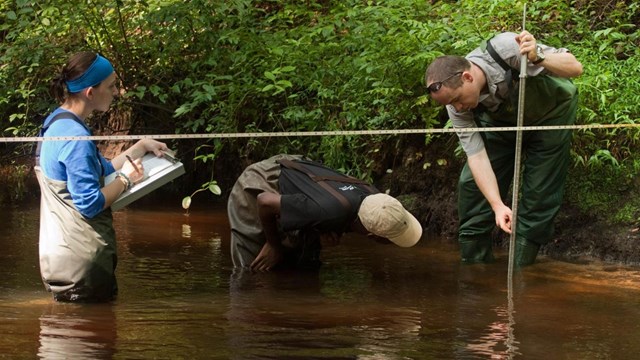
[35,51,169,302]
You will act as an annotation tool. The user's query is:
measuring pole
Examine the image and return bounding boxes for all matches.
[506,3,528,357]
[508,4,528,281]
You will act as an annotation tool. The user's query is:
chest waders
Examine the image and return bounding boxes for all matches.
[228,154,368,271]
[228,155,291,268]
[458,74,578,266]
[35,112,117,302]
[35,170,117,301]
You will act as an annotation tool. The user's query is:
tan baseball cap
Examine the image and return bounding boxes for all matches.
[357,193,422,247]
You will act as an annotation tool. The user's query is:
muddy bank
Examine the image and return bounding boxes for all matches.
[373,138,640,267]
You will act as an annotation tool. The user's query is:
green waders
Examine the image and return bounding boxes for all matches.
[458,75,578,266]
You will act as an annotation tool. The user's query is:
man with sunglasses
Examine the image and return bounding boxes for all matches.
[424,31,582,266]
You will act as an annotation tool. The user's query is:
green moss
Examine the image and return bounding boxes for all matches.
[566,164,640,225]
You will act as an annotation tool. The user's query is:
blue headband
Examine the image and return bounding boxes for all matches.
[65,54,114,93]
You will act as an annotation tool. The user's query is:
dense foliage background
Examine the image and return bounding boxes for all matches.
[1,0,639,226]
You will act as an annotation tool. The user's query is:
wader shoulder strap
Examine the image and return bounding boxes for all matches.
[35,111,85,166]
[485,37,519,104]
[485,40,516,75]
[277,158,376,212]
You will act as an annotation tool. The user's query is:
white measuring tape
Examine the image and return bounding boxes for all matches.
[1,123,638,142]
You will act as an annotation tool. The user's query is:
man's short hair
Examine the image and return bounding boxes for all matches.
[424,55,471,90]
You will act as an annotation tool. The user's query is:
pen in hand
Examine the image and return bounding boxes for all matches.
[125,155,141,174]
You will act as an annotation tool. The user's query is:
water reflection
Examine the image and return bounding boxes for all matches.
[228,268,423,359]
[3,204,640,358]
[464,305,517,359]
[38,303,116,359]
[182,224,191,238]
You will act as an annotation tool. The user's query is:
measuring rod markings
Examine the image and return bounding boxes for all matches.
[1,123,638,142]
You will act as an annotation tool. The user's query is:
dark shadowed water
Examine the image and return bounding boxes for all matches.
[2,202,640,359]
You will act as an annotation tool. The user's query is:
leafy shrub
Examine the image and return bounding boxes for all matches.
[0,0,639,220]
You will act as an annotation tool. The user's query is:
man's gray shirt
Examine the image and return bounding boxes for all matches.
[449,32,570,156]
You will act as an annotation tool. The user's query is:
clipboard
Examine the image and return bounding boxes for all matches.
[105,151,185,211]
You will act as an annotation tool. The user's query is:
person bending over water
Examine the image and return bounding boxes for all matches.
[228,154,423,271]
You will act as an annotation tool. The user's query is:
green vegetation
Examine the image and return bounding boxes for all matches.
[1,1,639,223]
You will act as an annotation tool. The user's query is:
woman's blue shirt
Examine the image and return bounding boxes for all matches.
[40,108,116,218]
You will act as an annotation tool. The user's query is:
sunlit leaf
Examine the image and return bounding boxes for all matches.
[208,184,221,195]
[182,196,192,210]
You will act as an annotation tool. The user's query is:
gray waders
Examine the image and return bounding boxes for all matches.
[458,75,578,266]
[227,155,289,268]
[35,167,117,302]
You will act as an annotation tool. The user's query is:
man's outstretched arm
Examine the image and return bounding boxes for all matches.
[252,192,284,271]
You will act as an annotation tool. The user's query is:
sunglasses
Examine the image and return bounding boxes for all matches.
[426,72,463,93]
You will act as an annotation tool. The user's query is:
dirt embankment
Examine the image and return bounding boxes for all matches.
[374,137,640,267]
[3,137,640,266]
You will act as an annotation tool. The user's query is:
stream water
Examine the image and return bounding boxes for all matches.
[2,202,640,359]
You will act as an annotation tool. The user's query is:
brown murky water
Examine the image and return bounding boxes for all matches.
[2,202,640,359]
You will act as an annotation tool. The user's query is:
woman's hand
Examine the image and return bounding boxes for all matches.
[121,157,144,184]
[139,138,169,157]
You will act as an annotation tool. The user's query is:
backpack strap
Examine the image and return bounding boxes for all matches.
[277,158,377,212]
